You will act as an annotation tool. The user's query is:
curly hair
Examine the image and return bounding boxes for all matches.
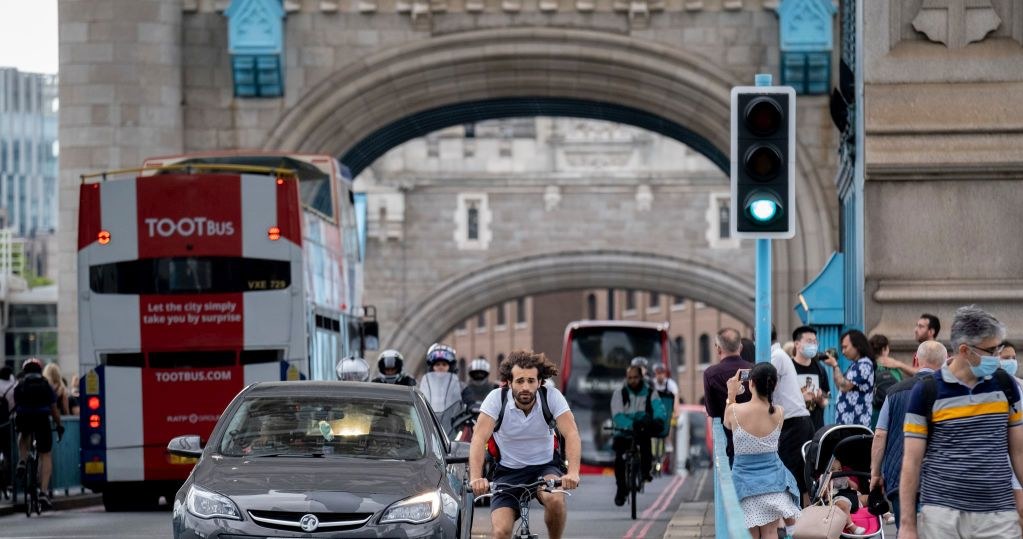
[498,350,559,383]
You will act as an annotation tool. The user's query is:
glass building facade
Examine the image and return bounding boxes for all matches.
[0,68,59,238]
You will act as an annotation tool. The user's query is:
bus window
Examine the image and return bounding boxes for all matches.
[149,350,237,369]
[90,257,291,295]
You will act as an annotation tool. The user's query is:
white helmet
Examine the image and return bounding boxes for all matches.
[337,356,370,382]
[469,358,490,375]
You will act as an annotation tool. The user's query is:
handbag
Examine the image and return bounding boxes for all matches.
[792,490,846,539]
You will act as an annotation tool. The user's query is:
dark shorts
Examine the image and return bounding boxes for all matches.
[15,414,53,454]
[490,461,562,518]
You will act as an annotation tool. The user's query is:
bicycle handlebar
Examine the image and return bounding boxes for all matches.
[472,477,570,502]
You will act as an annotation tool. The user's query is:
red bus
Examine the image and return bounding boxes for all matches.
[77,153,364,510]
[560,320,670,470]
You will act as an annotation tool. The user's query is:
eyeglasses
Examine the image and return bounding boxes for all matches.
[968,344,1005,356]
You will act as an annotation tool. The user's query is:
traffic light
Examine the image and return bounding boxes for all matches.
[730,86,796,239]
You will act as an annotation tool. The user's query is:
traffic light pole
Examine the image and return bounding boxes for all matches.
[754,73,772,364]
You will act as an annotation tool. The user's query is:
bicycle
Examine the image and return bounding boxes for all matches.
[16,421,62,517]
[473,477,569,539]
[606,426,646,520]
[20,435,41,517]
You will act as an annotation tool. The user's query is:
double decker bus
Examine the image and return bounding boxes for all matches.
[77,152,364,510]
[560,320,669,470]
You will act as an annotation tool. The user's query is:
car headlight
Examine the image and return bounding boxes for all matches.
[379,490,441,525]
[186,485,241,520]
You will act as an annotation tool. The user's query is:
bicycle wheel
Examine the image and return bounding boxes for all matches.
[630,452,639,520]
[25,459,36,517]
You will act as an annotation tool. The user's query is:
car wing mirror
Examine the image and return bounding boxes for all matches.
[167,434,204,458]
[446,441,471,464]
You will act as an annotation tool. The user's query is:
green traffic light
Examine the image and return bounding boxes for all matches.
[749,199,778,222]
[744,190,782,223]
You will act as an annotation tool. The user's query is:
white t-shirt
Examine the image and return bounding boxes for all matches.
[653,378,679,397]
[771,343,810,420]
[480,384,570,469]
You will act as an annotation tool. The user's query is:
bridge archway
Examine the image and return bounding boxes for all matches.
[263,26,836,341]
[386,249,754,370]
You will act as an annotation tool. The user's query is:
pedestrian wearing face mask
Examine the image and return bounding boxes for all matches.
[790,326,829,432]
[898,306,1023,539]
[999,340,1023,532]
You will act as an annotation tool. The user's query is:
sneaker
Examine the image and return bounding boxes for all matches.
[39,493,52,510]
[614,490,626,507]
[643,474,654,483]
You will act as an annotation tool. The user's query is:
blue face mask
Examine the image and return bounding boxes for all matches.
[1000,359,1018,376]
[970,355,1002,379]
[802,344,818,359]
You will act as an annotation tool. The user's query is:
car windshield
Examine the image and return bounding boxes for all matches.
[219,396,427,460]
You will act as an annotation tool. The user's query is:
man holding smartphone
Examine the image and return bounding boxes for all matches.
[702,328,753,467]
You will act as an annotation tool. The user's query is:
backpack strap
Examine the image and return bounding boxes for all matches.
[493,386,509,432]
[621,385,630,406]
[992,369,1019,408]
[538,385,557,429]
[921,373,938,440]
[644,384,654,419]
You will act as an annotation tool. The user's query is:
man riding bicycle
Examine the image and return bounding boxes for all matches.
[13,358,64,510]
[469,351,582,539]
[610,366,668,506]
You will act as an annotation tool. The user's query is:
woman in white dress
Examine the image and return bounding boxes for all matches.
[724,362,801,539]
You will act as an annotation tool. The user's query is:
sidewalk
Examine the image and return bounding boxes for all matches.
[0,486,102,517]
[662,501,714,538]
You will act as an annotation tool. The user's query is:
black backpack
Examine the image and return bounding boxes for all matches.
[872,365,902,410]
[487,385,567,473]
[13,374,52,410]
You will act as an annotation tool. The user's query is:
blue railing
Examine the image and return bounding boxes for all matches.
[712,419,753,539]
[3,416,84,498]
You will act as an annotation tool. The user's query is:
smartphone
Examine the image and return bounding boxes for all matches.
[739,369,751,382]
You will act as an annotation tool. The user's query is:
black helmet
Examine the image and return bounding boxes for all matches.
[425,343,457,368]
[377,349,404,383]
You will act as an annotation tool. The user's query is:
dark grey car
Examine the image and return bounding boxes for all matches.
[169,382,473,538]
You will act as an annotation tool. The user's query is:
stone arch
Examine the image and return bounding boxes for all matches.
[386,250,755,371]
[263,26,836,334]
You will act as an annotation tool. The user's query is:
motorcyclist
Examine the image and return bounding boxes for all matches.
[372,349,416,386]
[418,343,464,415]
[336,356,370,382]
[461,357,498,405]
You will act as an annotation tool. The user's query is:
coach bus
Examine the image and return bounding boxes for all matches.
[560,320,670,470]
[77,152,364,510]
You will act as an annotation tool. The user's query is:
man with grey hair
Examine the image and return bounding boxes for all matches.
[899,306,1023,539]
[702,328,752,466]
[870,340,946,532]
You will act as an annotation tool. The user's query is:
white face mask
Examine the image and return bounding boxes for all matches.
[802,344,818,359]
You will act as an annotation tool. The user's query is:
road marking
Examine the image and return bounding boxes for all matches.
[635,473,686,539]
[622,473,685,539]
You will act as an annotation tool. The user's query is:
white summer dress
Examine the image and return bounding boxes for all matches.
[732,409,802,528]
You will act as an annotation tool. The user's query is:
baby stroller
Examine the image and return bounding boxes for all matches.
[801,424,885,538]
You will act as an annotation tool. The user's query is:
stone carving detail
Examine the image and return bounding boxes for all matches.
[576,0,595,11]
[539,0,559,12]
[912,0,1002,49]
[466,0,485,11]
[503,0,522,12]
[564,151,632,168]
[635,185,653,212]
[544,186,562,212]
[684,1,703,11]
[723,0,743,11]
[320,1,339,11]
[613,0,664,28]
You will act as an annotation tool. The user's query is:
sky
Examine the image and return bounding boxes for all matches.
[0,0,59,74]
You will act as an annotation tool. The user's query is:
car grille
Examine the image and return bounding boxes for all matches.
[248,510,373,532]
